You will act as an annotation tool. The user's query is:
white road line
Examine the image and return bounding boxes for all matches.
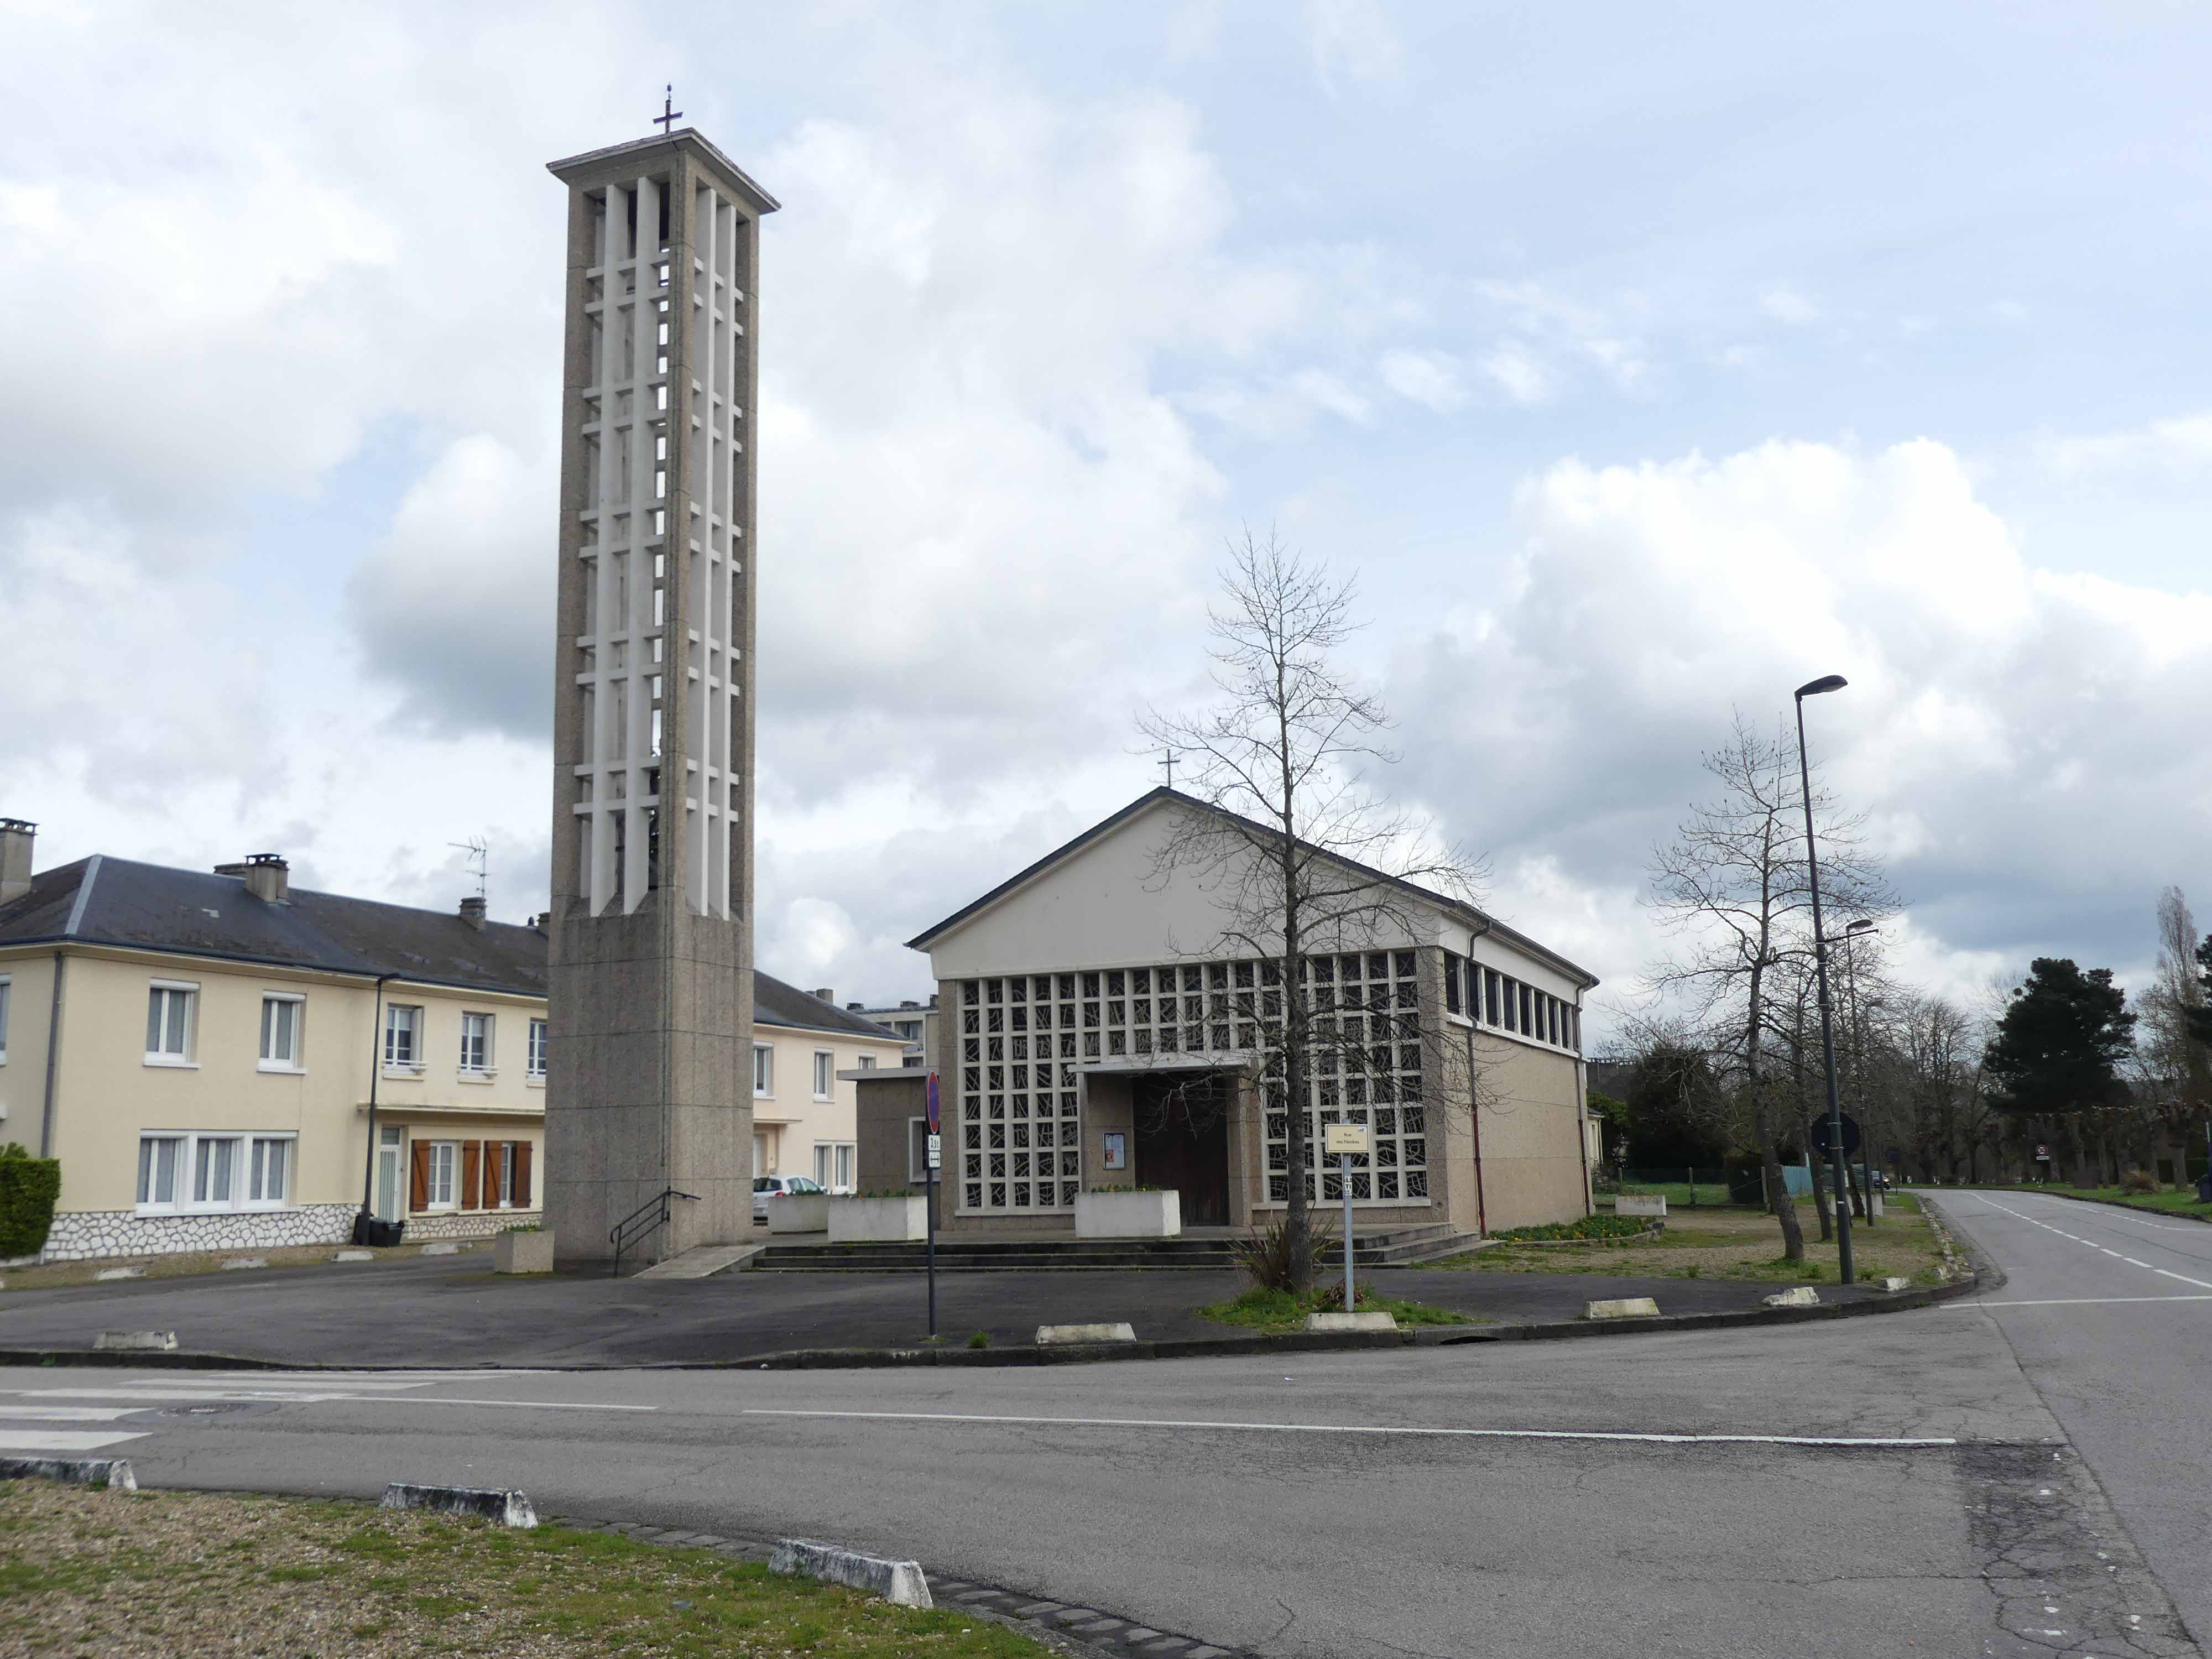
[2,1387,655,1413]
[0,1430,147,1452]
[741,1408,1956,1448]
[1948,1295,2212,1309]
[0,1407,143,1422]
[2154,1266,2212,1290]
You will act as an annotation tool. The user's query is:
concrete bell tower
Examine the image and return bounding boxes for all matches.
[544,124,778,1266]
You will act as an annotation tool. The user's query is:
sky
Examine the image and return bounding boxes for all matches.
[3,1,2209,1045]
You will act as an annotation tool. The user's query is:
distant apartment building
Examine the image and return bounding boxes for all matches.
[844,996,936,1068]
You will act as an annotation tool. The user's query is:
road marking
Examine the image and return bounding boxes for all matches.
[1950,1295,2212,1309]
[0,1430,147,1452]
[2154,1266,2212,1290]
[742,1408,1955,1448]
[3,1388,655,1413]
[0,1406,143,1422]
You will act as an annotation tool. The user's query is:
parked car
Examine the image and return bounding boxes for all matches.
[753,1173,826,1223]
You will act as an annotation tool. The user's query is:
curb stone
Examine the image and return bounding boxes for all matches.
[536,1513,1264,1659]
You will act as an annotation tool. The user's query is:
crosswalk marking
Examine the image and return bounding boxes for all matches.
[0,1406,144,1422]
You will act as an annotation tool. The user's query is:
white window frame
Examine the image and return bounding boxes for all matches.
[458,1012,496,1081]
[753,1042,774,1098]
[527,1018,548,1082]
[258,992,306,1073]
[426,1140,459,1211]
[145,980,199,1068]
[135,1134,186,1212]
[0,972,11,1065]
[496,1141,518,1208]
[858,1054,877,1071]
[247,1134,295,1208]
[812,1049,833,1100]
[815,1140,857,1193]
[836,1141,854,1192]
[384,1003,424,1073]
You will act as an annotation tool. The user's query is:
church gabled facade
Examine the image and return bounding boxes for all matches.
[903,788,1600,1239]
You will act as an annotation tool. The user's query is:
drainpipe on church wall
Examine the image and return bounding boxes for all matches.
[1462,1020,1487,1238]
[39,950,66,1160]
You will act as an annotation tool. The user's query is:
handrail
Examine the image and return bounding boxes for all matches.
[610,1187,701,1276]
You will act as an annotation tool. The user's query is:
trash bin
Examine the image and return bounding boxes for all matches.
[351,1213,406,1248]
[2196,1175,2212,1205]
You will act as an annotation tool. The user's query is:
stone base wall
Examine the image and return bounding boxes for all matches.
[22,1206,544,1263]
[400,1211,542,1242]
[38,1204,360,1262]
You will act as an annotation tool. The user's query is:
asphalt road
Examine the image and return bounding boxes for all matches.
[2,1194,2204,1658]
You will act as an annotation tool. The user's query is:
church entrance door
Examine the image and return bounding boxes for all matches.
[1132,1071,1233,1227]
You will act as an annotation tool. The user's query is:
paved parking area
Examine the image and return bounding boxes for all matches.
[0,1251,1886,1368]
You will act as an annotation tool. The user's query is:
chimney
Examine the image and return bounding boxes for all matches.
[899,1000,920,1010]
[529,912,549,933]
[0,818,33,905]
[812,987,834,1003]
[846,1001,864,1011]
[215,852,289,903]
[460,895,487,930]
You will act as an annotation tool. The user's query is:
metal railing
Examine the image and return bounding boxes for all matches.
[610,1187,700,1276]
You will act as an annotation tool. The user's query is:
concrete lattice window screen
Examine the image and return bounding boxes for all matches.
[955,951,1428,1217]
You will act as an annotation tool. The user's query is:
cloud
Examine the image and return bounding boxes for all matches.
[1379,349,1467,413]
[2039,413,2212,480]
[1387,437,2212,1023]
[1476,342,1556,406]
[1304,0,1404,95]
[1759,285,1819,325]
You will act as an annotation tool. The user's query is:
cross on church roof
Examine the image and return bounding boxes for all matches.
[655,85,683,136]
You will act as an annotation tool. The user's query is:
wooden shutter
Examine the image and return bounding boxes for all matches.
[409,1141,430,1212]
[515,1142,534,1209]
[461,1142,482,1211]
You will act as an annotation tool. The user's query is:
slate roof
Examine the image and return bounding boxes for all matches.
[0,854,901,1039]
[906,785,1601,989]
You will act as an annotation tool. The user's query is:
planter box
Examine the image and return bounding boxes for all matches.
[768,1193,831,1234]
[1614,1194,1667,1218]
[828,1196,930,1243]
[1074,1189,1182,1239]
[493,1229,554,1274]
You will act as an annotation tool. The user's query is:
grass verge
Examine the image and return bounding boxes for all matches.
[1418,1197,1948,1286]
[1196,1285,1482,1332]
[0,1484,1047,1658]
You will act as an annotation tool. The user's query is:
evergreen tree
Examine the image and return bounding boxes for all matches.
[1985,958,2138,1120]
[2190,935,2212,1050]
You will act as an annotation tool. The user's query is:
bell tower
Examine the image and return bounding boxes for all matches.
[543,124,778,1265]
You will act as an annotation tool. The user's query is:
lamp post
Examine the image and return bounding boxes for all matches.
[1794,673,1855,1285]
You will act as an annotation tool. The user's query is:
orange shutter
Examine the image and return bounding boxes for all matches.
[461,1143,482,1211]
[515,1142,534,1209]
[409,1141,430,1212]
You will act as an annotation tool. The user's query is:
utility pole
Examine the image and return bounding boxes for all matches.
[1795,675,1855,1286]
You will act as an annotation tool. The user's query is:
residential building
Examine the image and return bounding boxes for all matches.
[844,997,935,1066]
[881,787,1599,1238]
[0,822,903,1262]
[747,984,908,1197]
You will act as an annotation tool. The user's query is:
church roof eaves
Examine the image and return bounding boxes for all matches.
[546,128,780,215]
[905,786,1600,990]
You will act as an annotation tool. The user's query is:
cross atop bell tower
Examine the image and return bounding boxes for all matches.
[542,122,779,1266]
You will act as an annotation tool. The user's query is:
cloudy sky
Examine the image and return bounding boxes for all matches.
[4,1,2209,1040]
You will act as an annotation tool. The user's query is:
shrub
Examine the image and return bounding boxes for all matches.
[2120,1168,2159,1196]
[0,1142,61,1259]
[966,1330,990,1349]
[1230,1210,1338,1292]
[1491,1213,1651,1243]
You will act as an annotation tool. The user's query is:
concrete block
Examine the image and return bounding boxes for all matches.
[768,1192,830,1233]
[1614,1194,1667,1218]
[333,1249,375,1261]
[220,1257,267,1271]
[1875,1275,1912,1292]
[493,1230,555,1274]
[1035,1322,1137,1345]
[379,1482,538,1528]
[770,1538,933,1608]
[1305,1311,1399,1333]
[1583,1297,1661,1319]
[421,1242,461,1256]
[93,1267,145,1282]
[1762,1286,1821,1308]
[0,1457,136,1491]
[93,1330,176,1352]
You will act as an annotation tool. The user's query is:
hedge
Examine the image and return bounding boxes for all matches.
[0,1143,62,1259]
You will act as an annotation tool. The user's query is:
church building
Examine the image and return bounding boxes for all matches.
[894,788,1600,1241]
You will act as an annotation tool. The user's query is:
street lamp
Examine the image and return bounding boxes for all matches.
[1795,673,1855,1285]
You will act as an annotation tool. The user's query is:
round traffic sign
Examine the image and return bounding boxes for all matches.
[1809,1113,1863,1156]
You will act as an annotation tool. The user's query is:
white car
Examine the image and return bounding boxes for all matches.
[753,1173,825,1222]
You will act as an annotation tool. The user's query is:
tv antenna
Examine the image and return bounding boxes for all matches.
[450,837,489,902]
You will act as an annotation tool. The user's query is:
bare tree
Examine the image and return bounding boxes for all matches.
[1139,529,1484,1291]
[1642,713,1896,1262]
[2140,886,2212,1185]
